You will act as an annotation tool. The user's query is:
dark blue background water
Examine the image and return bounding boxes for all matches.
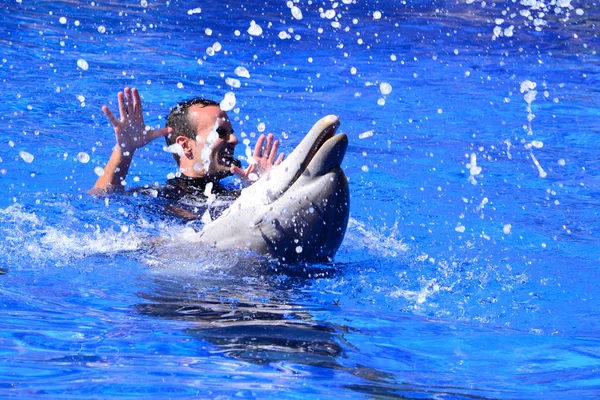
[0,0,599,398]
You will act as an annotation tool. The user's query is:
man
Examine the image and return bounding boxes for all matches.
[92,87,284,203]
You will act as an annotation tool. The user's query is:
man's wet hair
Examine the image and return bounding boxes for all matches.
[165,97,219,165]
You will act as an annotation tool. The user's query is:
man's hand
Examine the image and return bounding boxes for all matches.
[91,87,171,193]
[231,133,285,187]
[102,87,171,154]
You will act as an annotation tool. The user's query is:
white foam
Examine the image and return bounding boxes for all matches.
[342,218,408,258]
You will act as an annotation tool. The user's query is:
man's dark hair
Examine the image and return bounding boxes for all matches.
[165,97,219,165]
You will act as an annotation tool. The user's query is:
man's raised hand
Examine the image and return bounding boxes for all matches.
[102,87,171,155]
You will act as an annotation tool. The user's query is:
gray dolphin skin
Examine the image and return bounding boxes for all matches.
[196,115,350,262]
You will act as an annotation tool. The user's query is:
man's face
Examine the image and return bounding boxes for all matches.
[187,105,238,180]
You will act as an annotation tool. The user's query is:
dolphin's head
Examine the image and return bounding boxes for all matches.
[198,115,350,263]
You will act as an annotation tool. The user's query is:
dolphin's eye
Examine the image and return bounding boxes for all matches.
[216,127,234,139]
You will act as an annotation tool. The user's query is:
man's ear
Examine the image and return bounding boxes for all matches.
[176,136,194,159]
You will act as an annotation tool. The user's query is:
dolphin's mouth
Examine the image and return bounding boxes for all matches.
[292,117,341,182]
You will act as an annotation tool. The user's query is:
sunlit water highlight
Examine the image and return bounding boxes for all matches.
[0,0,599,398]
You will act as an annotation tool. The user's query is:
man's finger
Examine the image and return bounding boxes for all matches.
[117,91,126,120]
[132,88,142,116]
[124,87,133,116]
[102,105,119,127]
[275,153,285,165]
[263,134,273,157]
[230,165,242,178]
[268,140,279,164]
[253,134,265,158]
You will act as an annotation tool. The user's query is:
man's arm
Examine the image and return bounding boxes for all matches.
[91,87,172,193]
[230,133,285,186]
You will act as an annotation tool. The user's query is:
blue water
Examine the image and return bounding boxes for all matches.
[1,0,599,398]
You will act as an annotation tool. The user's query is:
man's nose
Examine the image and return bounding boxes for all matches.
[227,132,238,146]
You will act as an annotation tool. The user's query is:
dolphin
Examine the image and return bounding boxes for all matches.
[195,115,350,263]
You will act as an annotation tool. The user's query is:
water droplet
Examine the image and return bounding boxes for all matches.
[247,21,263,36]
[98,25,106,33]
[257,122,266,132]
[358,130,373,139]
[234,66,250,78]
[379,82,392,95]
[77,152,90,163]
[225,77,241,88]
[77,59,89,71]
[373,11,382,19]
[59,17,67,24]
[295,246,303,253]
[187,7,201,15]
[220,92,236,111]
[291,6,303,20]
[20,151,34,163]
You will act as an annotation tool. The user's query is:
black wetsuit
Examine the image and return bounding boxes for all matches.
[133,175,240,222]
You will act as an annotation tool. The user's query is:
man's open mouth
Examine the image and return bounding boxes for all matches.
[219,152,241,168]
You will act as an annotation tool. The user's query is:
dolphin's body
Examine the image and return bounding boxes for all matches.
[196,115,349,262]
